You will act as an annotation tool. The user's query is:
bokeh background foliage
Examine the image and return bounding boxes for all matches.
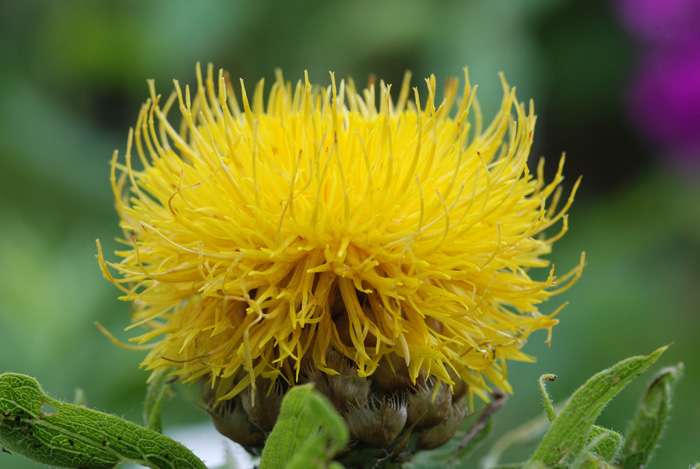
[1,1,698,467]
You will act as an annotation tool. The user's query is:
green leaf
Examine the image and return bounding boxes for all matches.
[525,345,668,468]
[260,383,349,469]
[570,430,618,468]
[618,362,683,468]
[587,426,623,461]
[572,455,615,469]
[533,377,623,463]
[0,373,206,468]
[144,367,174,433]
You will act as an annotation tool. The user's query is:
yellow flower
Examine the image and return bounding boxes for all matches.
[98,64,582,404]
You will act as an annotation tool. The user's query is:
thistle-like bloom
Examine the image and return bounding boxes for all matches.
[98,64,581,406]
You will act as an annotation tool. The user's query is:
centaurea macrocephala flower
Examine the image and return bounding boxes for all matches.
[98,64,582,413]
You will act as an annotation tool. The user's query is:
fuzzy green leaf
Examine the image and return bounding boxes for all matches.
[260,383,349,469]
[525,345,667,467]
[144,367,174,433]
[572,455,615,469]
[535,377,623,462]
[587,426,623,461]
[618,362,683,468]
[569,430,619,468]
[0,373,205,468]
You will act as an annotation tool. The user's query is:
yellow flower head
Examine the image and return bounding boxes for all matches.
[98,64,582,402]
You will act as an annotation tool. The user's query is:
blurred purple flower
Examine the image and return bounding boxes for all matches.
[617,0,700,45]
[628,47,700,163]
[617,0,700,166]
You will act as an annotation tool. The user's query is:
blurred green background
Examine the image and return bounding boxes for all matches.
[1,1,698,467]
